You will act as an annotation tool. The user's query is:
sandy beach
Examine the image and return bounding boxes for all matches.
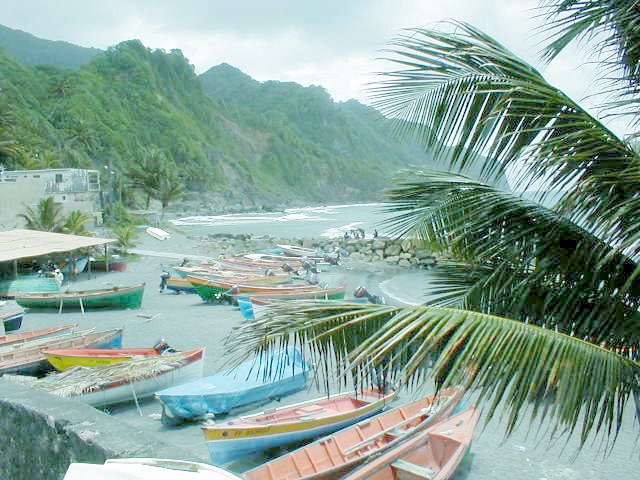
[17,225,408,471]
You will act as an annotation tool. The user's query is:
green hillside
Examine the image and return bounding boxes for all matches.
[0,24,100,70]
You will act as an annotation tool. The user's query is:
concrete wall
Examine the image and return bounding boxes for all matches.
[0,379,207,480]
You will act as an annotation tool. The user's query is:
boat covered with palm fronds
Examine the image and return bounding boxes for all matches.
[242,387,463,480]
[202,388,397,465]
[15,283,145,311]
[0,324,77,347]
[11,347,205,407]
[0,327,123,375]
[0,274,60,298]
[341,407,480,480]
[155,347,310,422]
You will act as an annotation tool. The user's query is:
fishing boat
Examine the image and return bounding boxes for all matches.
[43,340,175,371]
[60,257,90,276]
[187,276,314,303]
[0,302,25,332]
[166,276,197,294]
[146,226,171,240]
[91,256,128,272]
[15,347,205,407]
[0,327,123,375]
[202,388,397,465]
[0,324,77,347]
[341,407,480,480]
[277,244,325,258]
[63,458,242,480]
[0,274,60,298]
[242,387,463,480]
[15,283,145,311]
[155,347,310,422]
[241,286,348,304]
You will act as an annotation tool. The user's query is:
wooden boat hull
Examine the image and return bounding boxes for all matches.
[166,277,197,294]
[203,389,397,465]
[156,347,310,422]
[43,347,161,371]
[146,226,171,240]
[241,287,347,304]
[242,387,463,480]
[0,324,77,346]
[341,407,480,480]
[15,283,145,310]
[0,328,123,375]
[91,259,128,272]
[188,276,312,303]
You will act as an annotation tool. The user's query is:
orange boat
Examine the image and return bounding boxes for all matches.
[0,324,77,346]
[341,407,480,480]
[242,387,463,480]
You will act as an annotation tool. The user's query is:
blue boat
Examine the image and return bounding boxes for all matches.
[236,296,254,320]
[0,302,25,332]
[155,347,310,422]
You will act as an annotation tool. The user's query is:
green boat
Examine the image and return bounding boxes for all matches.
[15,283,145,311]
[0,275,60,298]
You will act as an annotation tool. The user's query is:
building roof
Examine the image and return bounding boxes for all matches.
[0,229,115,263]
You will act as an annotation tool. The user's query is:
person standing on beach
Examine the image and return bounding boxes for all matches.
[159,270,171,292]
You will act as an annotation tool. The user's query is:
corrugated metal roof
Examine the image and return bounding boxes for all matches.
[0,229,115,262]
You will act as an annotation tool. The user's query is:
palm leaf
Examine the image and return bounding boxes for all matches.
[226,301,640,446]
[368,21,640,266]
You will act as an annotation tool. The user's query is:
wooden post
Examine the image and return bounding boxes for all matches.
[105,244,110,272]
[12,260,17,279]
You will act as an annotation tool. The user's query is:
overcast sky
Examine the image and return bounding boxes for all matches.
[0,0,631,137]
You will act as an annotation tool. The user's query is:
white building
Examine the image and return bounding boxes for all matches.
[0,168,102,228]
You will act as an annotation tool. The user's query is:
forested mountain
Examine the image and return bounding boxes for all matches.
[0,25,509,212]
[0,24,100,70]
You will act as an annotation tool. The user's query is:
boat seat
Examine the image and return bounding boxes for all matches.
[391,459,437,480]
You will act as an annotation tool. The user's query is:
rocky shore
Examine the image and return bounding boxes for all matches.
[173,232,438,268]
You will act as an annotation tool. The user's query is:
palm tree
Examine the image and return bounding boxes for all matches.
[154,166,185,220]
[63,210,92,236]
[226,5,640,448]
[18,197,66,232]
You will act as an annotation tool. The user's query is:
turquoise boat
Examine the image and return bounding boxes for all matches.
[0,275,60,298]
[155,346,310,422]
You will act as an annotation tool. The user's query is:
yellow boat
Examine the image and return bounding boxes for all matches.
[43,341,174,371]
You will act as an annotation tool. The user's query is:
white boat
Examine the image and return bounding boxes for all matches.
[63,458,242,480]
[146,226,171,240]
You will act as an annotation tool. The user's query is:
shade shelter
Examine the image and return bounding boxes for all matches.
[0,229,116,276]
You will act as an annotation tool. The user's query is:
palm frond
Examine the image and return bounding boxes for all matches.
[379,170,640,343]
[226,301,640,446]
[368,21,640,261]
[538,0,640,104]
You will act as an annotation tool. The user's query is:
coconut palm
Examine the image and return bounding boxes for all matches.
[63,210,92,236]
[226,5,640,448]
[18,197,66,232]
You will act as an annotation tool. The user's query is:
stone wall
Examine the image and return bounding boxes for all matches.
[0,379,207,480]
[184,234,437,268]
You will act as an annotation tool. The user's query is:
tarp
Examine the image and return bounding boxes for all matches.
[156,347,310,420]
[0,229,115,263]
